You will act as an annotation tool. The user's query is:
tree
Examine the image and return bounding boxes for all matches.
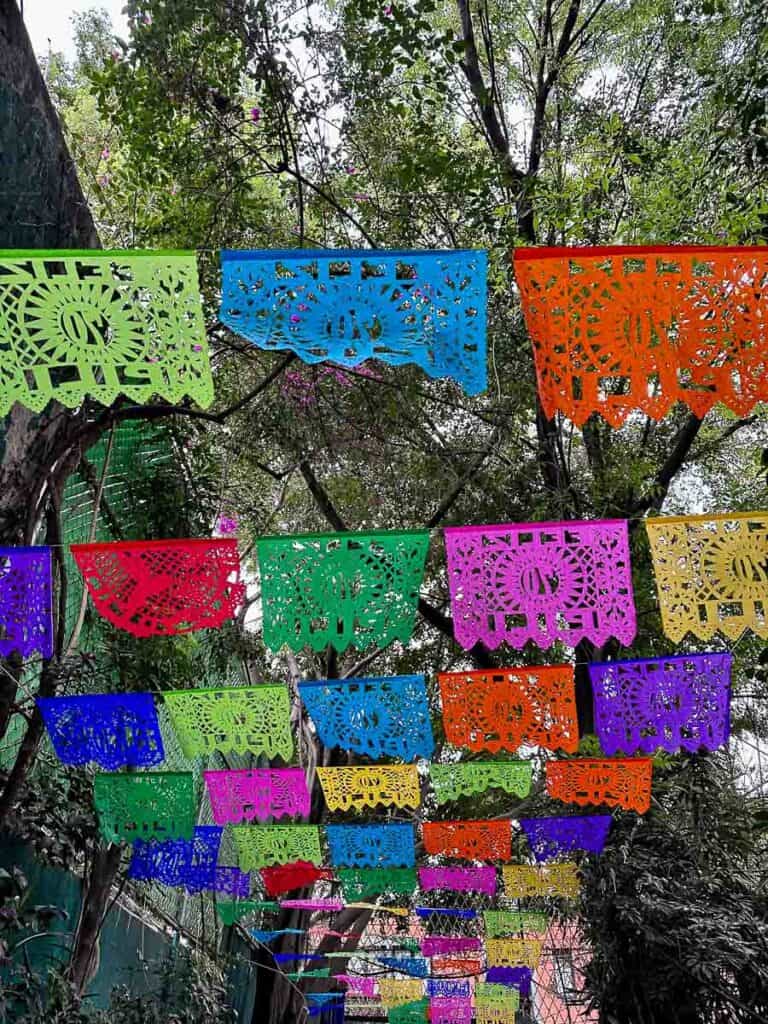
[2,0,768,1021]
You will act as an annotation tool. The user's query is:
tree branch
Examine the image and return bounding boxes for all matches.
[425,429,500,528]
[628,411,704,516]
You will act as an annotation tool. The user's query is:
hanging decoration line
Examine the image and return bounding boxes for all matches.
[443,519,636,650]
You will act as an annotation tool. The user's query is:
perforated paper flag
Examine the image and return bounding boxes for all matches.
[514,244,768,426]
[71,538,244,637]
[0,250,213,415]
[258,530,429,653]
[220,248,487,394]
[444,519,636,650]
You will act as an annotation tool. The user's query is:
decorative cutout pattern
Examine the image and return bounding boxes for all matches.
[482,911,549,937]
[0,547,53,658]
[326,824,415,868]
[128,825,222,893]
[204,768,310,824]
[425,981,470,999]
[429,761,532,803]
[438,666,578,754]
[38,692,164,770]
[280,898,344,911]
[485,938,542,970]
[514,244,768,426]
[336,976,378,998]
[164,685,293,761]
[299,674,434,760]
[415,907,476,920]
[590,652,732,755]
[418,866,496,896]
[444,520,636,650]
[220,249,487,395]
[71,539,244,637]
[422,820,511,861]
[258,530,429,654]
[93,771,195,843]
[429,997,473,1024]
[217,900,273,925]
[210,866,251,898]
[546,757,653,813]
[431,957,482,976]
[317,765,421,811]
[0,250,213,415]
[475,984,520,1006]
[501,863,580,899]
[645,513,768,642]
[388,998,430,1024]
[381,957,429,978]
[519,816,612,862]
[337,867,417,900]
[232,826,322,870]
[485,967,532,996]
[261,861,334,896]
[379,979,425,1008]
[421,937,481,957]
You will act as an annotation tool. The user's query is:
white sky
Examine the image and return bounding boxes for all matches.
[21,0,127,59]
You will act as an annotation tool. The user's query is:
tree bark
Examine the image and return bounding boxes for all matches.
[0,0,100,737]
[67,842,124,995]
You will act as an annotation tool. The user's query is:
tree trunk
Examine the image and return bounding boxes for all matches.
[67,842,123,995]
[0,0,98,735]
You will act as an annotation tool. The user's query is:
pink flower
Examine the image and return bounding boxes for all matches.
[101,146,110,161]
[297,303,310,312]
[290,313,301,323]
[353,193,369,202]
[215,515,238,536]
[250,107,261,123]
[346,165,356,175]
[384,4,393,15]
[97,174,110,188]
[192,344,203,352]
[110,49,122,62]
[142,12,152,25]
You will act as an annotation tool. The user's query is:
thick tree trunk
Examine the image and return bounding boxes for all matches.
[0,0,99,734]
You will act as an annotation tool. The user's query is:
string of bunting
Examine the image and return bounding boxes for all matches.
[8,242,757,1021]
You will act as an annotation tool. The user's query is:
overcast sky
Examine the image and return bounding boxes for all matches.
[21,0,127,60]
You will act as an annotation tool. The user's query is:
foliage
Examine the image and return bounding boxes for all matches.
[9,1,768,1022]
